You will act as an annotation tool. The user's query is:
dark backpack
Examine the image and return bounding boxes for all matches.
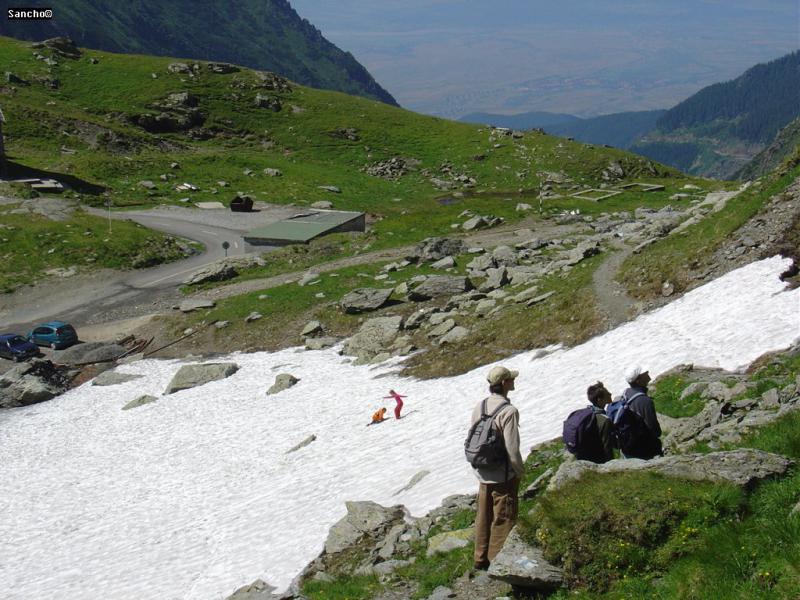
[562,406,603,461]
[606,393,651,455]
[464,399,509,468]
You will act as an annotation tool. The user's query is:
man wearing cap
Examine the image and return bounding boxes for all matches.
[620,366,662,459]
[470,365,525,570]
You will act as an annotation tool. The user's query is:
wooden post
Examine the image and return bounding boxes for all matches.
[0,106,5,177]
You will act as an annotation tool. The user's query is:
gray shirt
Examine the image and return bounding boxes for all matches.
[469,393,525,483]
[621,386,662,437]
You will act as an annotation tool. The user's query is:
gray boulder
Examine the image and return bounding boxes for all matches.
[305,337,339,351]
[466,253,496,273]
[92,371,143,386]
[342,316,404,360]
[224,579,276,600]
[428,319,456,338]
[165,363,239,394]
[431,256,456,269]
[318,185,341,193]
[311,201,333,209]
[564,240,601,265]
[340,288,394,314]
[122,395,158,411]
[301,321,323,337]
[548,449,792,491]
[407,237,466,263]
[462,216,489,231]
[268,373,300,395]
[286,434,316,454]
[426,528,474,556]
[408,276,473,301]
[491,245,518,267]
[179,299,216,313]
[440,326,470,344]
[184,262,238,285]
[0,360,69,409]
[56,342,127,365]
[324,501,405,555]
[522,467,554,499]
[425,586,456,600]
[487,527,563,591]
[479,267,509,292]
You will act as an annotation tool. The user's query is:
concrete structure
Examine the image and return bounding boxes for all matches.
[244,209,365,248]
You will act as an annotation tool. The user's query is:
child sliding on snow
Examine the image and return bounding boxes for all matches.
[367,407,387,426]
[385,389,407,419]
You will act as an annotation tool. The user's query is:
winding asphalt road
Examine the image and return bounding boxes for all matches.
[1,210,252,334]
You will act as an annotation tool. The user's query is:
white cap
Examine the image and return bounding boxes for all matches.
[625,366,647,384]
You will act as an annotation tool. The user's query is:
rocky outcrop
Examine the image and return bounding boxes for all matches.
[548,449,793,491]
[56,342,126,365]
[340,288,394,314]
[408,276,473,301]
[426,528,473,556]
[0,360,70,409]
[487,527,563,591]
[324,501,406,555]
[164,363,239,394]
[342,316,404,362]
[268,373,300,395]
[407,237,466,263]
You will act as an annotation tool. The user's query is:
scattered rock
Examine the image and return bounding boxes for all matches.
[92,371,142,386]
[268,373,300,395]
[254,93,282,111]
[340,288,394,314]
[427,528,474,556]
[245,312,263,323]
[225,579,276,600]
[425,586,456,600]
[207,62,239,73]
[409,276,473,301]
[342,316,404,361]
[165,363,239,394]
[301,321,323,337]
[407,237,466,263]
[298,272,321,286]
[440,326,470,344]
[179,299,216,312]
[311,201,333,209]
[479,267,509,292]
[462,215,489,231]
[122,395,157,411]
[428,319,456,338]
[394,470,431,495]
[431,256,456,269]
[318,185,341,193]
[0,359,70,409]
[184,263,238,285]
[305,337,339,351]
[286,434,316,454]
[487,527,563,591]
[522,468,554,499]
[56,342,127,365]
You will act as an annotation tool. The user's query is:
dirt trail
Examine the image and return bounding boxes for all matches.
[194,219,585,302]
[591,240,637,328]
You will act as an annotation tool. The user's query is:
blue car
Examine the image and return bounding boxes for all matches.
[27,321,78,350]
[0,334,40,361]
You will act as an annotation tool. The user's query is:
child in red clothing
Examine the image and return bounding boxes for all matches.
[384,389,407,419]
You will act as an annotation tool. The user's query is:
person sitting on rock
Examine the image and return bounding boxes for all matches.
[384,389,406,419]
[586,381,615,463]
[609,367,663,459]
[368,407,387,426]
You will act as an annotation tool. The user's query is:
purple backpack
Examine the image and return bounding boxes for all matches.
[562,406,602,459]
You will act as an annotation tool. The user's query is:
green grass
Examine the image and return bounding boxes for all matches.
[522,471,745,592]
[618,161,800,300]
[650,374,707,418]
[0,208,193,291]
[303,573,382,600]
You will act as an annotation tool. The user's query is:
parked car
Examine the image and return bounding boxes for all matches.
[27,321,78,350]
[0,334,39,361]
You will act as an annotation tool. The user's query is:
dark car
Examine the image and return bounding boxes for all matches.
[27,321,78,350]
[0,334,39,361]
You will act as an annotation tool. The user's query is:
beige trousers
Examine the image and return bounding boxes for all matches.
[474,476,520,564]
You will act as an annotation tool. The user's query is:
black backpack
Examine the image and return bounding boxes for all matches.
[562,406,603,461]
[464,399,509,468]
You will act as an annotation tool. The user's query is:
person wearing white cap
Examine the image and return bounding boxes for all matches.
[616,366,662,459]
[468,365,524,570]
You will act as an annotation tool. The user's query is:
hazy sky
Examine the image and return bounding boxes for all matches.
[291,0,799,117]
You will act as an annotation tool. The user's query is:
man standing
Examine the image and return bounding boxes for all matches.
[469,366,524,570]
[618,366,663,459]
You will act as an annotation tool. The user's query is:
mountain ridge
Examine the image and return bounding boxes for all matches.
[0,0,397,106]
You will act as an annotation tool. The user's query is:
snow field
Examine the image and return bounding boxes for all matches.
[0,256,798,599]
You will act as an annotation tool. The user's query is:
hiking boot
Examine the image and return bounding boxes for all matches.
[473,560,490,571]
